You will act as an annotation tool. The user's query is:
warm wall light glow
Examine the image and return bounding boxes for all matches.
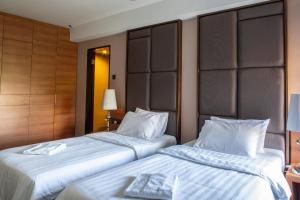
[95,48,110,55]
[93,47,110,131]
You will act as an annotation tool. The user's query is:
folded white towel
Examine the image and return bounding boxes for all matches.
[23,143,67,156]
[124,173,179,200]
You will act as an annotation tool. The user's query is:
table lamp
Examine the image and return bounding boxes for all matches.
[287,94,300,174]
[287,94,300,144]
[102,89,117,131]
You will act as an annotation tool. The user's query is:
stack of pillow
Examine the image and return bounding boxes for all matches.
[194,117,270,157]
[116,108,169,140]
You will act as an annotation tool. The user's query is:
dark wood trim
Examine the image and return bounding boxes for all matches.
[283,0,289,164]
[128,19,181,34]
[177,20,182,144]
[85,45,111,134]
[125,20,182,143]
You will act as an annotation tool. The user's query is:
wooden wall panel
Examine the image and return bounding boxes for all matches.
[1,54,31,94]
[0,15,3,38]
[3,39,32,55]
[31,55,56,94]
[0,15,2,81]
[29,95,54,144]
[0,95,29,105]
[33,22,58,44]
[56,56,77,94]
[33,41,57,56]
[54,54,76,139]
[57,41,77,57]
[0,39,2,78]
[0,105,29,149]
[0,12,77,149]
[4,16,33,42]
[58,27,70,41]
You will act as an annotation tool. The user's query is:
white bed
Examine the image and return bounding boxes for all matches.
[0,132,176,200]
[56,144,291,200]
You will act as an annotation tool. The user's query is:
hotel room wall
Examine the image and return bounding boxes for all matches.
[0,12,77,149]
[76,33,127,136]
[287,0,300,163]
[76,0,300,144]
[76,19,198,141]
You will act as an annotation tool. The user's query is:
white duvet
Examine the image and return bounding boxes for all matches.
[57,145,291,200]
[0,133,176,200]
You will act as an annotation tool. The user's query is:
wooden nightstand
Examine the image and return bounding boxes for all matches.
[110,109,125,131]
[286,164,300,200]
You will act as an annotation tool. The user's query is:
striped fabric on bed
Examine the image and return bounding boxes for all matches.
[57,146,289,200]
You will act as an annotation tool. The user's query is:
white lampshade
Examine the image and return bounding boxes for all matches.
[102,89,117,110]
[287,94,300,132]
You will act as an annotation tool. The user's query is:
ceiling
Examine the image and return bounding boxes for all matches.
[0,0,164,27]
[0,0,270,42]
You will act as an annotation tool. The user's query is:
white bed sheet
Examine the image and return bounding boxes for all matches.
[0,133,176,200]
[56,145,289,200]
[184,139,285,171]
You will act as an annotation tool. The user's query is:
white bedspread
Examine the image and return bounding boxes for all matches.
[57,145,291,200]
[0,133,176,200]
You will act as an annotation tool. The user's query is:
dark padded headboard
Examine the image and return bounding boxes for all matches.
[198,1,286,153]
[126,21,182,143]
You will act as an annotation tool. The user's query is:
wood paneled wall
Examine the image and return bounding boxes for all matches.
[0,12,77,149]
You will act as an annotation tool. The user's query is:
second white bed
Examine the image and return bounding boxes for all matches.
[56,145,290,200]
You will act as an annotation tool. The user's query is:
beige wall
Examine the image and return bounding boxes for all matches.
[75,19,199,140]
[287,0,300,97]
[181,18,198,143]
[76,33,126,135]
[76,0,300,140]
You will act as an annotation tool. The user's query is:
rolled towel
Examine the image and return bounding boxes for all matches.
[124,173,179,200]
[23,143,67,156]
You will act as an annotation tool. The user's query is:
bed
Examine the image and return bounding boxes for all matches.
[0,132,176,200]
[56,144,290,200]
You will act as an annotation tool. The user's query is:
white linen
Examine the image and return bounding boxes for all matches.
[194,120,262,157]
[124,174,178,200]
[117,111,161,140]
[0,133,176,200]
[185,139,285,171]
[88,132,176,159]
[210,116,270,153]
[135,108,169,137]
[56,145,290,200]
[23,143,66,156]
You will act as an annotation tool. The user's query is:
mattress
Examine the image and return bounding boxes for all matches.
[56,145,290,200]
[184,139,285,171]
[0,133,176,200]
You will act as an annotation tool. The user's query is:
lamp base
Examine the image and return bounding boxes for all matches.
[105,111,111,132]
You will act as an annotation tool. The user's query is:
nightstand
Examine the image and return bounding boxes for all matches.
[110,109,125,131]
[286,164,300,200]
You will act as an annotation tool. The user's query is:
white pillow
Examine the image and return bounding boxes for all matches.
[116,111,161,140]
[210,116,270,153]
[194,120,263,157]
[135,108,168,137]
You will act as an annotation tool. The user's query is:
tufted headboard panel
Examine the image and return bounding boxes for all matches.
[198,1,286,154]
[126,21,182,143]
